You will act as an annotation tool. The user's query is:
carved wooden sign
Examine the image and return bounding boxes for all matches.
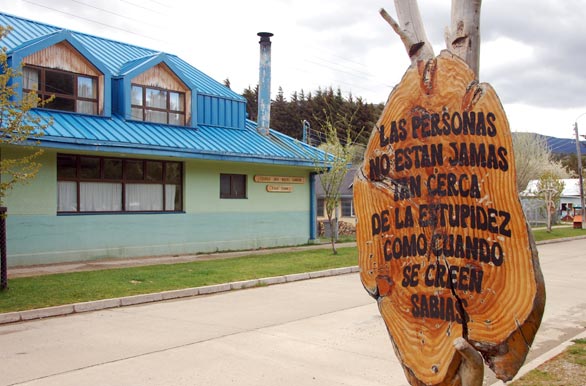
[266,185,293,193]
[254,175,305,184]
[354,51,545,385]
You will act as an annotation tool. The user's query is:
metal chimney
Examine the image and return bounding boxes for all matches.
[257,32,273,136]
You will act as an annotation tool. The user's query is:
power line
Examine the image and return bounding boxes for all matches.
[119,0,164,14]
[69,0,160,30]
[22,0,164,43]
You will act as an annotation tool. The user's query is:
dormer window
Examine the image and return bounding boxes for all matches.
[23,66,98,114]
[131,84,185,125]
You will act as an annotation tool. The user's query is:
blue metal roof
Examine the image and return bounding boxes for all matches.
[0,12,244,101]
[30,110,327,167]
[0,12,328,167]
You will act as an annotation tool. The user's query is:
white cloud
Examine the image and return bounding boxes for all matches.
[1,0,586,138]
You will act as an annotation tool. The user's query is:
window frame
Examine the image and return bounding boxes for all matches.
[341,198,355,217]
[131,84,186,125]
[317,198,325,217]
[220,174,247,199]
[23,65,99,114]
[57,154,183,214]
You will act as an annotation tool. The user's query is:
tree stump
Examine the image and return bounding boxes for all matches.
[354,51,545,385]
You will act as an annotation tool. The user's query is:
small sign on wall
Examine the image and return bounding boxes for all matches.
[266,185,293,193]
[254,175,305,184]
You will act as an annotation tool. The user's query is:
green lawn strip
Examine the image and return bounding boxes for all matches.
[532,227,586,242]
[0,247,357,313]
[2,227,585,314]
[510,338,586,385]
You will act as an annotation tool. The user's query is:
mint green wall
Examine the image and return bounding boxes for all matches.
[2,147,56,215]
[185,160,310,213]
[3,149,314,266]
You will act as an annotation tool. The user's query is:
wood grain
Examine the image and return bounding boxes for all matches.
[354,50,545,385]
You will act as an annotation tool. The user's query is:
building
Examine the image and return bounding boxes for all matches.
[521,178,582,224]
[0,13,326,267]
[315,168,356,237]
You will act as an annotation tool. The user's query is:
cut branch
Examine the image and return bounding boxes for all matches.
[454,338,484,386]
[379,0,434,64]
[445,0,482,77]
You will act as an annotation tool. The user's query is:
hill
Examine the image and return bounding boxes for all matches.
[514,132,586,154]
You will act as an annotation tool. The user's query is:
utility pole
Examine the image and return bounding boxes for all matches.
[575,121,586,229]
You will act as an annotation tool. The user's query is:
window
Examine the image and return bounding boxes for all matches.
[131,84,185,125]
[317,198,324,217]
[341,198,354,217]
[220,174,246,199]
[23,66,98,114]
[57,154,182,213]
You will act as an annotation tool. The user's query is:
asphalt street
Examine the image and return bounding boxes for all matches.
[1,238,585,386]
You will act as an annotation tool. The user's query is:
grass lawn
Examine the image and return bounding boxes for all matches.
[532,227,586,242]
[1,227,584,314]
[0,247,357,313]
[510,338,586,385]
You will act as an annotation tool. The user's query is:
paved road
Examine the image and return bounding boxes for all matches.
[1,239,586,386]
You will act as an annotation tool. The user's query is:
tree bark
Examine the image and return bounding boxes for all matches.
[380,0,482,77]
[379,0,434,65]
[445,0,482,77]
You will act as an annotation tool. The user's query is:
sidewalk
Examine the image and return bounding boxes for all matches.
[4,236,586,326]
[2,238,586,386]
[1,241,359,325]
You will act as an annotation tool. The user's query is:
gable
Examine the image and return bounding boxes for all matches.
[131,62,187,92]
[23,41,105,114]
[23,41,99,75]
[129,62,192,126]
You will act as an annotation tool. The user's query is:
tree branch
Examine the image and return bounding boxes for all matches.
[454,337,484,386]
[445,0,482,77]
[379,0,434,65]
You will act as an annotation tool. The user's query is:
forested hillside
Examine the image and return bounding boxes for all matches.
[236,82,586,179]
[240,85,384,145]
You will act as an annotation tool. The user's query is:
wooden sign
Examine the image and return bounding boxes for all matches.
[266,185,293,193]
[254,175,305,184]
[354,51,545,385]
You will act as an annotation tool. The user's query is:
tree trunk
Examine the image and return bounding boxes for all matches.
[445,0,482,77]
[326,212,338,255]
[546,195,553,232]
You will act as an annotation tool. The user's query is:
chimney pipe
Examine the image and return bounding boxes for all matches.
[257,32,273,136]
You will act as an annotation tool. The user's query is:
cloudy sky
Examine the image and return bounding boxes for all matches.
[1,0,586,139]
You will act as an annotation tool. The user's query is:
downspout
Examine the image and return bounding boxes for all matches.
[309,172,318,243]
[257,32,273,136]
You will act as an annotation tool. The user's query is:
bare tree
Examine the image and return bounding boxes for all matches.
[315,115,357,255]
[513,132,570,192]
[536,172,565,232]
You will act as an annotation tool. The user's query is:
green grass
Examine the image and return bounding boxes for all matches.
[510,338,586,385]
[568,338,586,366]
[1,226,583,314]
[0,247,357,313]
[532,227,586,242]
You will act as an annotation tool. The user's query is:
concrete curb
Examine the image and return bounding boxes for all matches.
[534,234,586,245]
[0,266,360,325]
[489,329,586,386]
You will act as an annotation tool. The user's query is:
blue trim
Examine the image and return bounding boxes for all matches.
[120,53,197,89]
[309,172,318,241]
[29,138,321,167]
[9,30,113,117]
